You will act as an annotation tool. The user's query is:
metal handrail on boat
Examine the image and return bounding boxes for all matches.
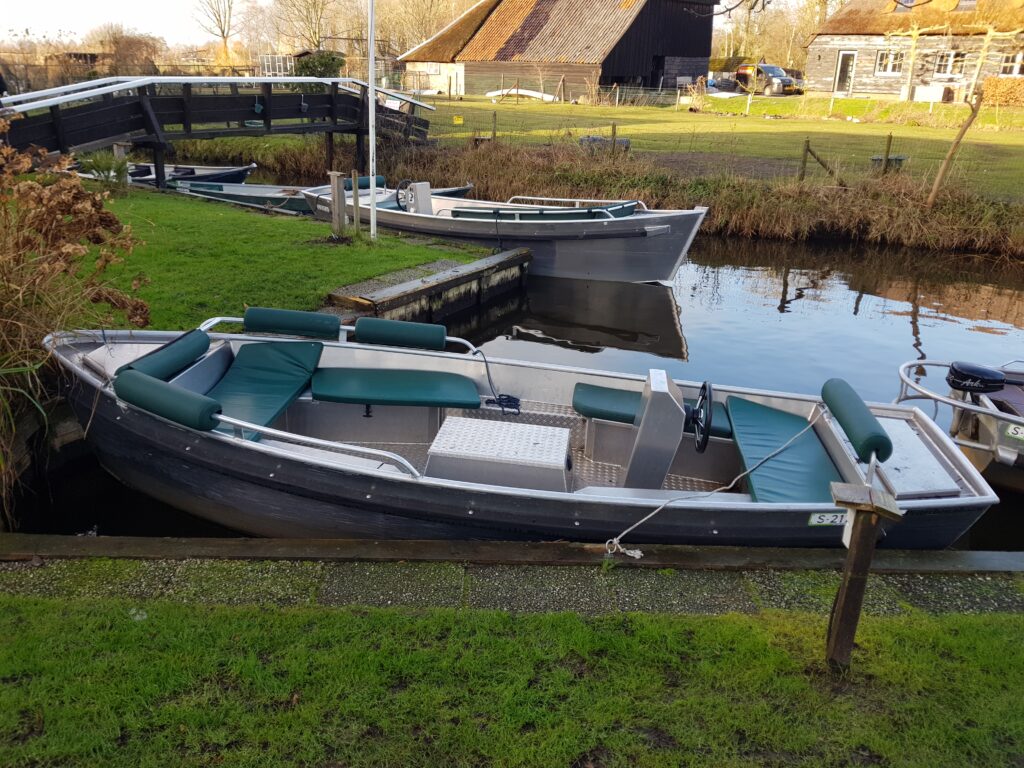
[214,415,423,477]
[505,195,649,210]
[895,360,1024,428]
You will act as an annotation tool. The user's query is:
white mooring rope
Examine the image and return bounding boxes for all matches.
[605,409,826,559]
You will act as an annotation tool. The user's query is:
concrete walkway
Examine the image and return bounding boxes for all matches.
[1,557,1021,615]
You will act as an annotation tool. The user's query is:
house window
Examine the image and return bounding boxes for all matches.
[935,51,967,76]
[875,50,905,75]
[425,62,441,75]
[1001,52,1024,76]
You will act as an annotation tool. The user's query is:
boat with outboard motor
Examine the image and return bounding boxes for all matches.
[896,359,1024,492]
[46,308,996,548]
[303,182,708,283]
[172,175,475,216]
[76,162,258,186]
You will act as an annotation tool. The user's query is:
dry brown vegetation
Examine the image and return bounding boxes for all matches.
[0,118,147,520]
[383,142,1024,259]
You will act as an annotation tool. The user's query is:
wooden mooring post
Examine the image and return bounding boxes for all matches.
[881,133,893,174]
[328,171,347,238]
[825,480,904,670]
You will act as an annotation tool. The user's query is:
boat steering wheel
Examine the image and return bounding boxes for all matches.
[693,381,713,454]
[395,179,413,211]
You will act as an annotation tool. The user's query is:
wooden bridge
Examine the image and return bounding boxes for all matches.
[0,76,433,185]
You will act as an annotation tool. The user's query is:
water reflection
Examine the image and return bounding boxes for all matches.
[475,237,1024,407]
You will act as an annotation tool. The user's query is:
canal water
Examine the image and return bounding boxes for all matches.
[15,237,1024,547]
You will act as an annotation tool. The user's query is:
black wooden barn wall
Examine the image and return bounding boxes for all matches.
[601,0,715,85]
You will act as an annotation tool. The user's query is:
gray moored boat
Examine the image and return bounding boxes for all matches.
[304,184,708,283]
[47,308,997,548]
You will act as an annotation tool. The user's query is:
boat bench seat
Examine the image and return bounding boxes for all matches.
[571,382,733,439]
[450,201,639,222]
[311,368,481,409]
[207,341,324,439]
[725,397,842,504]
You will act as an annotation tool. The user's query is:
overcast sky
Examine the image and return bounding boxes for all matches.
[4,0,255,47]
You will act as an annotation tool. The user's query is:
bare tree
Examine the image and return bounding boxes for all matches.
[273,0,342,51]
[238,0,278,56]
[196,0,236,63]
[82,24,165,75]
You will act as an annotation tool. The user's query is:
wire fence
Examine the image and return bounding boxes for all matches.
[414,92,1023,200]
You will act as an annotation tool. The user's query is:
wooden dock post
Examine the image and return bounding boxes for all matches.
[492,110,498,141]
[798,137,810,181]
[881,133,893,174]
[350,170,361,233]
[610,122,618,155]
[825,481,904,670]
[328,171,347,238]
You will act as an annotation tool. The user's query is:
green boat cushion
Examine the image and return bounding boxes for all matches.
[114,370,221,431]
[243,307,341,340]
[571,382,732,438]
[353,317,447,351]
[312,368,481,409]
[207,341,323,439]
[344,175,385,191]
[572,383,642,425]
[821,378,893,463]
[726,397,842,504]
[117,329,210,381]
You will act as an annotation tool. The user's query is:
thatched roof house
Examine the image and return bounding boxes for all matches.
[399,0,718,97]
[805,0,1024,98]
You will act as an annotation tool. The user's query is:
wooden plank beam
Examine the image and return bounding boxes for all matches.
[261,81,272,133]
[182,83,193,136]
[48,105,67,154]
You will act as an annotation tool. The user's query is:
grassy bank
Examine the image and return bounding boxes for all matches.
[0,587,1021,767]
[101,189,482,329]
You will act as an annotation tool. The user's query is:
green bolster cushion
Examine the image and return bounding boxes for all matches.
[821,378,893,463]
[354,317,447,350]
[117,329,210,381]
[243,307,341,339]
[344,175,385,191]
[114,370,221,431]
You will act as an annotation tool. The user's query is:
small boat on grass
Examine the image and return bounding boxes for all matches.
[77,162,258,186]
[304,183,707,283]
[897,359,1024,492]
[172,175,473,216]
[47,308,996,548]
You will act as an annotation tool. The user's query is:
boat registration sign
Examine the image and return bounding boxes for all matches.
[1006,424,1024,442]
[807,511,848,527]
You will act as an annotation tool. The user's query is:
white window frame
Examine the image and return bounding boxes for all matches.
[875,49,905,76]
[934,51,967,77]
[1000,51,1024,77]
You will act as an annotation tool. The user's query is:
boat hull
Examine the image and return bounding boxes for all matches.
[305,193,707,283]
[65,378,989,549]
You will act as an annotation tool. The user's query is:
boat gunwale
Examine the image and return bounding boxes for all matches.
[45,329,999,513]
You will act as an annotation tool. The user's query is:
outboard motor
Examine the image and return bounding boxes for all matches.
[947,361,1023,395]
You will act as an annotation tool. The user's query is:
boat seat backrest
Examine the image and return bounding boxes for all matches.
[116,329,211,381]
[206,341,323,440]
[353,317,447,350]
[622,370,688,489]
[243,307,342,340]
[820,378,893,463]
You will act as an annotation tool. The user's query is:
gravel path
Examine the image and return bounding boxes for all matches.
[1,558,1021,615]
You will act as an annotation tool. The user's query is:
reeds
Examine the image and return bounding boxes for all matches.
[0,118,148,522]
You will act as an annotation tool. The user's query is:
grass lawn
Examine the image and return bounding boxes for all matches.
[0,593,1021,768]
[100,189,482,329]
[419,96,1024,200]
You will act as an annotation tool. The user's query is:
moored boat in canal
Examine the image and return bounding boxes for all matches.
[303,184,708,283]
[897,359,1024,493]
[77,162,258,186]
[46,309,997,548]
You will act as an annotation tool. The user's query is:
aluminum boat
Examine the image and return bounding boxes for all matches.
[77,162,258,186]
[304,183,708,283]
[897,359,1024,492]
[47,309,996,548]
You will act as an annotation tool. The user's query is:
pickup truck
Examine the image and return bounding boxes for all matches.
[735,64,801,96]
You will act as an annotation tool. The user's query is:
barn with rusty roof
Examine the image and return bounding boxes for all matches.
[805,0,1024,99]
[399,0,718,98]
